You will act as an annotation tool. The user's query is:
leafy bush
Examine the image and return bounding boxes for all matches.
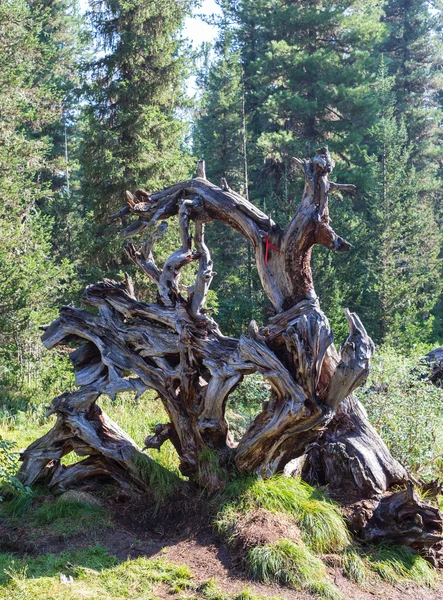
[355,346,443,478]
[0,437,31,501]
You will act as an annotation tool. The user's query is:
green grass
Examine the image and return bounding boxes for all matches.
[216,475,350,554]
[1,493,111,539]
[134,451,182,503]
[0,390,184,475]
[0,548,280,600]
[32,497,110,537]
[365,543,437,587]
[248,539,344,600]
[342,548,367,585]
[101,392,183,475]
[195,579,270,600]
[0,546,196,599]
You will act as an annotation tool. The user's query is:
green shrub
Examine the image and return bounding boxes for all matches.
[0,437,31,502]
[356,346,443,479]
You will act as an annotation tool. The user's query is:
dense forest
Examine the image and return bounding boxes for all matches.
[2,1,443,598]
[1,0,443,450]
[2,0,443,396]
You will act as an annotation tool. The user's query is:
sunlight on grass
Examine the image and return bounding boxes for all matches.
[365,543,437,587]
[134,452,182,503]
[248,539,344,600]
[342,548,367,585]
[0,548,275,600]
[216,475,350,554]
[0,547,194,600]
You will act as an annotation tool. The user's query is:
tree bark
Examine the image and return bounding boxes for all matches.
[18,151,442,550]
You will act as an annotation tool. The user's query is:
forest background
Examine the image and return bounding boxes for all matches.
[1,0,443,483]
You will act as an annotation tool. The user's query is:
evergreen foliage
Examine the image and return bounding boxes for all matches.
[192,0,443,345]
[0,0,79,393]
[79,0,195,279]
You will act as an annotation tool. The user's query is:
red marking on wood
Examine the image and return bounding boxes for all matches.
[264,233,281,266]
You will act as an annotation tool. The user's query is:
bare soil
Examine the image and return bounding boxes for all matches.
[1,494,442,600]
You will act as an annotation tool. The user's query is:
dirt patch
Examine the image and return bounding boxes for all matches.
[1,497,443,600]
[0,521,36,554]
[226,508,302,551]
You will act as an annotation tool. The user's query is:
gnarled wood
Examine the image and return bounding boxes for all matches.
[18,152,442,550]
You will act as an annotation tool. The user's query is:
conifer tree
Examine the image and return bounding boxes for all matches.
[193,29,262,333]
[380,0,443,168]
[80,0,195,280]
[206,0,385,335]
[365,62,441,345]
[27,0,86,265]
[0,0,76,388]
[380,0,443,338]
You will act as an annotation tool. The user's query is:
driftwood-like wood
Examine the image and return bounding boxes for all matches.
[18,150,442,550]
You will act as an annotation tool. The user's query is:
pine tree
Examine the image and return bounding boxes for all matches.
[380,0,443,168]
[80,0,195,281]
[380,1,443,340]
[365,61,441,346]
[0,0,76,389]
[205,0,385,335]
[193,28,262,333]
[27,1,86,265]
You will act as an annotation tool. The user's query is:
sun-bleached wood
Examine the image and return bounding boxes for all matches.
[18,150,442,551]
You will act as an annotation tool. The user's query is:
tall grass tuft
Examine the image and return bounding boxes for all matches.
[342,548,367,584]
[134,452,182,503]
[248,539,344,600]
[365,543,437,587]
[217,475,350,553]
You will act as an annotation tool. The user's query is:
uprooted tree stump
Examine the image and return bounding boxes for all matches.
[18,149,443,553]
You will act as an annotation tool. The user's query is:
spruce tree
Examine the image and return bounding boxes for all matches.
[27,1,86,265]
[380,1,443,339]
[206,0,385,335]
[365,62,441,346]
[380,0,443,168]
[80,0,195,281]
[0,0,76,388]
[193,29,262,333]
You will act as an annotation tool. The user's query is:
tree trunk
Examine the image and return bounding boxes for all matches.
[18,151,442,550]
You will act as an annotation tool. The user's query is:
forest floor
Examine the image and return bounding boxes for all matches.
[0,490,442,600]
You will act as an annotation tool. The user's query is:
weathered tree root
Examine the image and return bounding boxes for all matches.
[17,153,443,552]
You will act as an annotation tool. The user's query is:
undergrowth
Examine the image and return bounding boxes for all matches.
[365,543,437,587]
[216,475,350,554]
[0,436,33,502]
[248,539,344,600]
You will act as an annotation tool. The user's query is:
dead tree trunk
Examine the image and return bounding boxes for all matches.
[18,149,442,549]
